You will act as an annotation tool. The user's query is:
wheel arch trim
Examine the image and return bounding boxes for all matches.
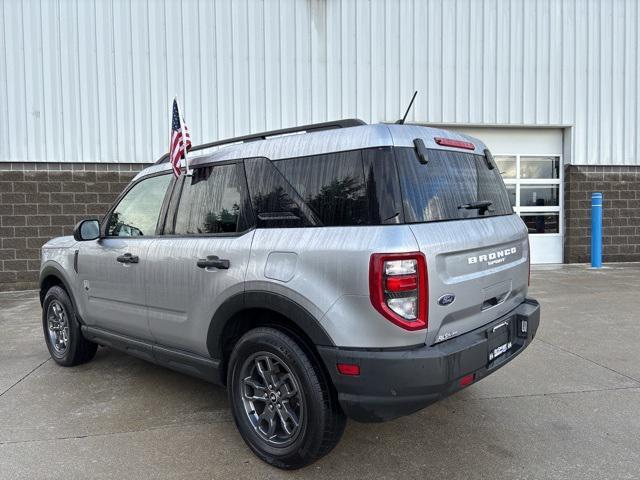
[39,264,80,315]
[206,290,335,360]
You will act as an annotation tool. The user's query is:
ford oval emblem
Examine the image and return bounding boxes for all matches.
[438,294,456,306]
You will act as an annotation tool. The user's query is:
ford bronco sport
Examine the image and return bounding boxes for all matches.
[40,119,540,469]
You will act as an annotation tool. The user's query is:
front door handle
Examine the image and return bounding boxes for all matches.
[196,255,230,270]
[117,253,139,264]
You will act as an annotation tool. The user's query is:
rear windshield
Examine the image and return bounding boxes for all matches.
[395,147,513,223]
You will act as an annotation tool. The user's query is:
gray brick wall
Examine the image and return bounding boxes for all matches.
[565,165,640,263]
[2,162,638,289]
[0,163,148,291]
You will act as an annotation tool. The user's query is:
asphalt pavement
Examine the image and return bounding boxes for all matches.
[1,264,639,479]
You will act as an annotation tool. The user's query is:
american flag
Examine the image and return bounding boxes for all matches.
[170,98,192,176]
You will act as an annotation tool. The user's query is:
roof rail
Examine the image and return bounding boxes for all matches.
[155,118,366,164]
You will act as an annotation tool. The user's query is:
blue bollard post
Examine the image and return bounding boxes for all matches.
[591,192,603,268]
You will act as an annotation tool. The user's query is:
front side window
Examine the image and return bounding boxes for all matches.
[174,163,248,235]
[396,148,513,223]
[106,174,172,237]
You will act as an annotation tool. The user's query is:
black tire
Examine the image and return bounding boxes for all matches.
[42,285,98,367]
[227,327,346,469]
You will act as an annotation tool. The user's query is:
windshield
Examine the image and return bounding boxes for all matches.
[395,147,513,223]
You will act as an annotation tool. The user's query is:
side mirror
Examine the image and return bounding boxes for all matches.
[73,219,100,241]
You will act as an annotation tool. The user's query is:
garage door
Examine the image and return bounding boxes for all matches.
[444,127,564,264]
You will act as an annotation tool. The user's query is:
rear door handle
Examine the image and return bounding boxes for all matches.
[196,255,230,270]
[116,253,139,264]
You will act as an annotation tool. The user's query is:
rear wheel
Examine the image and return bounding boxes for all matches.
[42,286,97,366]
[228,327,346,469]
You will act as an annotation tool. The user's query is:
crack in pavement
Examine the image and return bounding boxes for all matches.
[2,385,639,448]
[455,385,640,403]
[0,417,233,447]
[536,337,640,385]
[0,357,50,399]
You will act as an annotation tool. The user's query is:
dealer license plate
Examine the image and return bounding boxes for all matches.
[489,341,512,361]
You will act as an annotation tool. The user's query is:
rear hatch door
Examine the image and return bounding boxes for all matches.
[394,145,530,346]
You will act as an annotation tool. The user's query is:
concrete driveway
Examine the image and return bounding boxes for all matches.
[1,265,639,479]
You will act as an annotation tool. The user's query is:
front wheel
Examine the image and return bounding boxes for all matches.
[42,286,97,366]
[227,327,346,469]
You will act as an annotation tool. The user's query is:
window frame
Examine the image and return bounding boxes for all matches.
[496,153,563,236]
[100,170,177,239]
[162,159,256,238]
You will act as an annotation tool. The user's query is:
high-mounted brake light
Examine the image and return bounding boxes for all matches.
[369,252,428,331]
[434,137,475,150]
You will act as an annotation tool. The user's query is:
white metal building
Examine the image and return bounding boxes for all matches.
[1,0,639,264]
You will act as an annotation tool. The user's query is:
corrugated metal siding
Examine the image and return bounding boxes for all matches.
[0,0,638,165]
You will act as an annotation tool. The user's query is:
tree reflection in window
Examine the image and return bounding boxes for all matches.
[244,150,401,228]
[275,151,369,226]
[174,164,246,235]
[202,205,240,233]
[304,176,367,226]
[244,158,316,228]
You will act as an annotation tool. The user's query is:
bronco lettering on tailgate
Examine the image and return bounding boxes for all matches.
[468,247,517,266]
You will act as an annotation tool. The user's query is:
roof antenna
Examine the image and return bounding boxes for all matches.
[396,90,418,124]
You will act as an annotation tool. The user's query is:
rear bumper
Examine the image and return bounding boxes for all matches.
[318,298,540,422]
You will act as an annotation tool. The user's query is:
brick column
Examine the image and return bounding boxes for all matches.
[564,165,640,263]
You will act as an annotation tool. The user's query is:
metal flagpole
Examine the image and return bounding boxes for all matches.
[175,96,192,176]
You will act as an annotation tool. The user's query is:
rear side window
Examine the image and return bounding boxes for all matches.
[271,148,402,227]
[275,151,369,226]
[396,148,513,223]
[174,163,249,234]
[362,148,403,224]
[244,157,318,228]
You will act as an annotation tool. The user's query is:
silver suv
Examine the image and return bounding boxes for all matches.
[39,120,540,469]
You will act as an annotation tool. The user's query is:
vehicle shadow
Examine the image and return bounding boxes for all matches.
[83,347,509,479]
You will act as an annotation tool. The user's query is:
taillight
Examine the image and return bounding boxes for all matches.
[369,252,428,330]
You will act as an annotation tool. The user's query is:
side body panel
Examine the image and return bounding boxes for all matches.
[76,238,154,341]
[40,236,82,311]
[144,231,255,356]
[246,225,426,348]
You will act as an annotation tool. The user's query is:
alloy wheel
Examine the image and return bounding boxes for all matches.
[47,300,69,355]
[239,352,304,447]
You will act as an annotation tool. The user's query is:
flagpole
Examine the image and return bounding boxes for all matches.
[175,96,192,176]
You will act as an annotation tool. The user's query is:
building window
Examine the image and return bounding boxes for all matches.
[496,155,562,235]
